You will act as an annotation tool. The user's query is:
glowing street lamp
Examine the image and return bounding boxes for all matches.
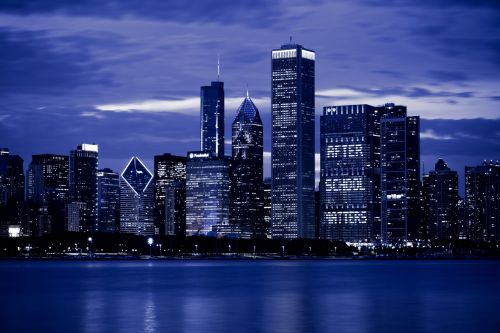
[148,237,153,256]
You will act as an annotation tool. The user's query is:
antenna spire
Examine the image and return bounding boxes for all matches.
[217,54,220,81]
[246,83,249,98]
[290,35,292,43]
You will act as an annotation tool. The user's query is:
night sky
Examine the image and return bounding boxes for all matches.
[1,0,499,194]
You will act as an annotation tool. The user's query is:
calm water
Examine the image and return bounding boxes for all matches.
[1,260,499,333]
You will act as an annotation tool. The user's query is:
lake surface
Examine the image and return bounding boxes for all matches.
[1,260,499,333]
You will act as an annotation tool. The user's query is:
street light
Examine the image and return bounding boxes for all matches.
[195,244,198,254]
[88,237,93,256]
[148,237,153,256]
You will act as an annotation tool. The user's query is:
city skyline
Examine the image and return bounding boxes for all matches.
[1,1,500,196]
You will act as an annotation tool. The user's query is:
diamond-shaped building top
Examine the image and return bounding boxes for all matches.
[234,93,262,126]
[121,157,153,194]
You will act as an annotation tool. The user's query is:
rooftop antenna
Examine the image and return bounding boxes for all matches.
[246,83,249,98]
[217,54,220,81]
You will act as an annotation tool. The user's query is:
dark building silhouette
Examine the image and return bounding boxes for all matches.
[0,148,25,236]
[154,153,186,236]
[230,93,264,238]
[423,159,459,240]
[465,161,500,242]
[27,154,68,234]
[320,104,381,243]
[201,81,225,158]
[97,168,120,233]
[380,104,420,243]
[69,144,98,232]
[119,157,154,236]
[263,178,272,238]
[165,184,186,237]
[186,152,230,236]
[271,43,315,239]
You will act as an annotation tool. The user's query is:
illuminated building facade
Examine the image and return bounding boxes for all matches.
[0,149,25,236]
[271,43,315,239]
[230,94,264,238]
[119,157,154,236]
[380,105,420,242]
[69,143,98,232]
[320,104,380,243]
[201,81,225,158]
[185,152,230,236]
[154,153,186,236]
[465,161,500,242]
[97,168,120,233]
[424,159,459,240]
[27,154,68,233]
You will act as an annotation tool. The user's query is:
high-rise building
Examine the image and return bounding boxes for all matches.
[153,154,186,235]
[0,148,25,236]
[380,104,420,243]
[69,144,98,232]
[263,178,272,238]
[230,93,264,238]
[185,152,230,236]
[97,168,120,233]
[201,81,225,158]
[465,161,500,242]
[424,159,459,240]
[320,105,381,243]
[65,202,86,232]
[26,154,68,234]
[165,185,186,237]
[271,43,315,239]
[119,157,155,236]
[0,148,24,205]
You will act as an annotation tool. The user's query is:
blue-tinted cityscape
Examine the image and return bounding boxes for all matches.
[2,2,500,333]
[1,40,499,252]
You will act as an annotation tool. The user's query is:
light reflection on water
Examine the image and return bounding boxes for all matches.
[2,260,500,333]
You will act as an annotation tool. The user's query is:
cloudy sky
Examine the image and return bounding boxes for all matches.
[1,0,499,194]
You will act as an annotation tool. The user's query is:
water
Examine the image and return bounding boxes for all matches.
[1,260,499,333]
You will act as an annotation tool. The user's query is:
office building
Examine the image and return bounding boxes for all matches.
[97,168,120,233]
[66,202,86,232]
[201,81,225,157]
[465,161,500,242]
[271,43,315,239]
[424,159,459,240]
[119,157,155,236]
[154,154,186,235]
[69,144,98,232]
[26,154,68,233]
[185,152,230,236]
[230,93,264,238]
[0,149,25,236]
[380,104,420,243]
[320,104,381,243]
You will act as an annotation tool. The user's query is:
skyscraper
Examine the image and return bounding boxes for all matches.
[465,161,500,242]
[0,148,25,236]
[27,154,68,233]
[153,153,186,236]
[271,42,315,239]
[230,93,264,238]
[380,104,420,243]
[424,159,459,240]
[320,105,381,243]
[97,168,120,233]
[185,152,230,236]
[201,81,225,158]
[119,157,154,236]
[69,144,98,232]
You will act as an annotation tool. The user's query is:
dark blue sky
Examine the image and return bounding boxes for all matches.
[1,0,499,194]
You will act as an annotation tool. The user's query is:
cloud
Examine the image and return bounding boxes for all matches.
[96,96,270,115]
[0,0,283,28]
[420,129,454,140]
[0,28,113,96]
